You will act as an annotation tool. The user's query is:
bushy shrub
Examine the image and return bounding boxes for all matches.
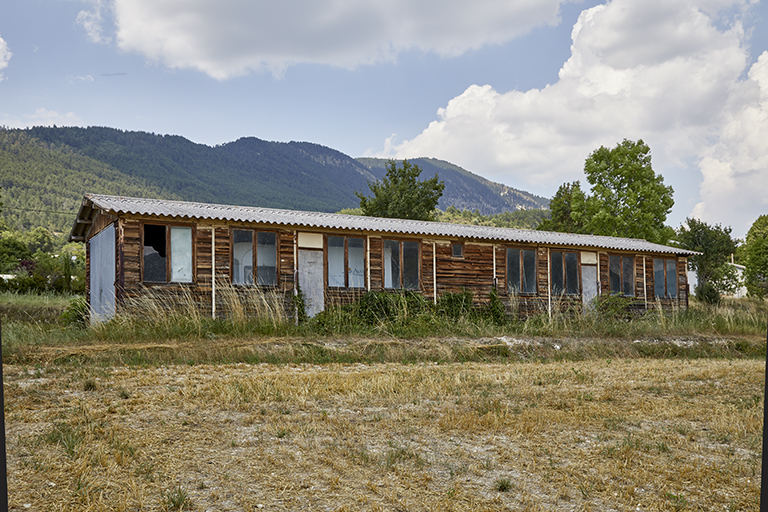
[483,286,508,325]
[695,281,721,305]
[596,294,636,319]
[356,291,432,325]
[437,290,474,319]
[61,296,89,327]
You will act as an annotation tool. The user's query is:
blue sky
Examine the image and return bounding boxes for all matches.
[1,0,767,238]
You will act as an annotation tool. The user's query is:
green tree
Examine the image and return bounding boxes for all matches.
[536,181,588,233]
[676,218,738,299]
[539,139,675,244]
[743,215,768,298]
[356,159,445,221]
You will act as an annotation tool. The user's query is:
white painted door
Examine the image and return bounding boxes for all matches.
[89,224,116,324]
[298,250,324,318]
[581,265,598,310]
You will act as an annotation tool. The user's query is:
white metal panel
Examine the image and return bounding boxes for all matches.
[89,224,116,324]
[298,232,324,249]
[298,250,324,318]
[581,265,598,311]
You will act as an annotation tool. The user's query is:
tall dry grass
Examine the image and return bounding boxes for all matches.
[4,358,762,510]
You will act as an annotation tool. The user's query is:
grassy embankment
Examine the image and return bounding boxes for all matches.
[1,288,766,366]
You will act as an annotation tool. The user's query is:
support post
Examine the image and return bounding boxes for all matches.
[761,314,768,510]
[1,316,8,510]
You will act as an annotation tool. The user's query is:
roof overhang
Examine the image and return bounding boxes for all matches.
[68,197,97,242]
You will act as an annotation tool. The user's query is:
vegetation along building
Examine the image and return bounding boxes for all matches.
[70,194,698,323]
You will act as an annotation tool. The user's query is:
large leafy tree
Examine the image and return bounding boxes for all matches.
[539,139,675,244]
[356,159,445,221]
[743,214,768,298]
[676,218,738,296]
[537,181,588,233]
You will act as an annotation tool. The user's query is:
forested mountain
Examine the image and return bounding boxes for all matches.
[357,157,549,213]
[1,126,548,237]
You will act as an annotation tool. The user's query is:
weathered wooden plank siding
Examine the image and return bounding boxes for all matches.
[368,237,383,291]
[279,229,295,288]
[434,242,495,303]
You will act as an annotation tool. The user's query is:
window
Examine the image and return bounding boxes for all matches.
[551,251,579,295]
[383,239,420,290]
[232,230,277,286]
[609,255,635,296]
[451,243,464,258]
[653,258,678,298]
[507,248,537,294]
[328,236,365,288]
[143,224,193,283]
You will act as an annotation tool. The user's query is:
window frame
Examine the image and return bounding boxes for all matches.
[451,242,464,259]
[653,257,678,299]
[551,250,580,296]
[326,235,367,289]
[230,228,279,287]
[608,254,635,297]
[506,246,538,295]
[141,222,196,284]
[383,239,421,291]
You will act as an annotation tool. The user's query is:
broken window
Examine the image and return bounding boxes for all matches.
[143,224,193,283]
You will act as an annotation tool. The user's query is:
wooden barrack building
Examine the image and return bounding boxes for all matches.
[69,194,698,323]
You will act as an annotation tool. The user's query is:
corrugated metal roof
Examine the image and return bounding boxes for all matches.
[72,194,698,255]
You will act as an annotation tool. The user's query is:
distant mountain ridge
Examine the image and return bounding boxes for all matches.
[0,126,548,235]
[357,157,548,213]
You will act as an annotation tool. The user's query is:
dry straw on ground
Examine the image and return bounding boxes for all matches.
[4,338,763,511]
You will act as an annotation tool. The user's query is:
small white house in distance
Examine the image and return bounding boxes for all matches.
[687,262,747,299]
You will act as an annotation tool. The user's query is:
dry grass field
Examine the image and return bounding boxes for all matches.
[4,337,764,511]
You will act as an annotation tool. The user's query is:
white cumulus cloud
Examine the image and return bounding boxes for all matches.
[76,0,112,44]
[381,0,765,235]
[110,0,566,79]
[693,51,768,236]
[28,108,82,126]
[0,34,12,81]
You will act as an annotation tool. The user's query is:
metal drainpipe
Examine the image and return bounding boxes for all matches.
[367,235,371,291]
[432,242,437,304]
[211,227,216,319]
[547,247,552,319]
[492,244,497,288]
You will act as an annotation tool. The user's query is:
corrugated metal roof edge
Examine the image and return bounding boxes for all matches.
[76,193,699,256]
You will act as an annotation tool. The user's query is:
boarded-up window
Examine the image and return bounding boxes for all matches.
[507,248,536,295]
